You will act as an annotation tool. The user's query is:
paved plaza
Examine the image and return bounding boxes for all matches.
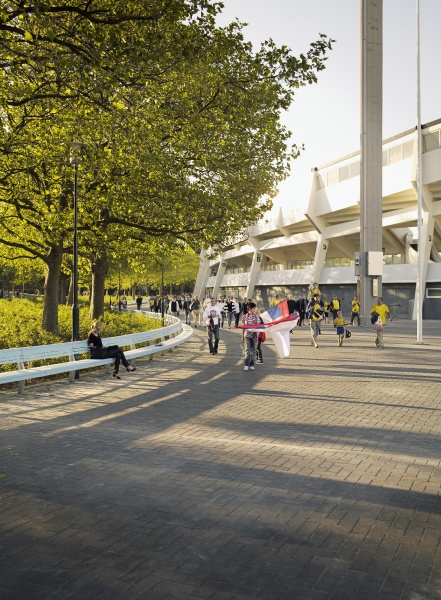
[1,320,441,600]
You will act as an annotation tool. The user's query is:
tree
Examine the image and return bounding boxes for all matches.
[0,1,333,332]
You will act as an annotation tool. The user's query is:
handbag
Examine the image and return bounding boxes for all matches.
[258,332,266,342]
[91,346,108,359]
[91,345,119,359]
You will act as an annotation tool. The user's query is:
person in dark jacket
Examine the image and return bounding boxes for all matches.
[88,321,136,379]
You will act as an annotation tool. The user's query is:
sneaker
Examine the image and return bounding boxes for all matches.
[250,366,255,370]
[256,360,263,364]
[244,366,249,371]
[314,343,318,348]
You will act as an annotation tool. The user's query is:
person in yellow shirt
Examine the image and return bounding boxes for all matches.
[330,294,341,320]
[370,297,392,348]
[323,298,330,324]
[350,296,361,326]
[270,295,281,307]
[308,295,324,348]
[333,311,347,346]
[310,283,321,298]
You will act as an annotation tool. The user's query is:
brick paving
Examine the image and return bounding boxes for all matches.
[1,320,441,600]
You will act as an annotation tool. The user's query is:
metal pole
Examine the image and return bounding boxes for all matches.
[72,161,80,342]
[161,254,165,319]
[118,263,121,312]
[416,0,423,344]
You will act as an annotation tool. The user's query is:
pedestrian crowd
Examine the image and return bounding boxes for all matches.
[112,287,393,374]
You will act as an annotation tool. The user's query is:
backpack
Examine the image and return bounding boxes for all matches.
[370,311,379,324]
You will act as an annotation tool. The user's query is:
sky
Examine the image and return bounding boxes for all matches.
[216,0,441,216]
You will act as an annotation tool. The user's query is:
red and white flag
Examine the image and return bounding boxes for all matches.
[237,299,299,358]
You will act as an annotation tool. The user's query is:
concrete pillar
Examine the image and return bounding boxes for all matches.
[193,252,210,298]
[360,0,383,322]
[245,250,262,300]
[212,261,227,299]
[311,234,328,286]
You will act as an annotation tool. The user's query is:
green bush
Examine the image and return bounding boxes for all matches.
[0,299,160,349]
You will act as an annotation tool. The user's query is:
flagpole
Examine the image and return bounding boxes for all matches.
[416,0,423,344]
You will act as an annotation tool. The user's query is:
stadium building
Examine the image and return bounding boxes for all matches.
[194,118,441,319]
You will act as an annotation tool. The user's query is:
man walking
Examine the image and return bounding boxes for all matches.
[370,297,392,348]
[183,295,192,325]
[330,294,341,320]
[308,294,324,348]
[351,295,361,326]
[203,298,222,355]
[190,295,201,327]
[241,302,259,370]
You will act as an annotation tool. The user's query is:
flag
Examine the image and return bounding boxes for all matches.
[237,299,299,358]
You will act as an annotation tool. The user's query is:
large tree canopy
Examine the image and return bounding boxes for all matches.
[0,0,333,331]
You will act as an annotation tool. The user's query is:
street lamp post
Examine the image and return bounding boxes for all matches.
[118,263,122,312]
[68,143,85,382]
[69,152,82,343]
[161,254,165,319]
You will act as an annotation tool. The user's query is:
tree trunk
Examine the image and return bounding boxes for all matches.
[43,244,63,334]
[89,252,108,320]
[59,272,69,305]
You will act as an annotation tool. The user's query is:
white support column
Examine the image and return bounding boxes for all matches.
[245,250,262,300]
[212,261,227,299]
[360,0,383,324]
[193,252,211,298]
[311,235,328,286]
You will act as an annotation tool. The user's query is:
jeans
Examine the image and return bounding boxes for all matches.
[351,312,360,326]
[107,347,129,374]
[185,310,191,324]
[207,324,220,353]
[245,337,257,367]
[310,320,321,341]
[256,339,263,362]
[227,312,233,327]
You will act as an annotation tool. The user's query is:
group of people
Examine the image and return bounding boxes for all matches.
[200,285,393,367]
[302,285,392,349]
[201,297,264,368]
[88,286,393,379]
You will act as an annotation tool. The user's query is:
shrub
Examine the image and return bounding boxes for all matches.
[0,299,160,349]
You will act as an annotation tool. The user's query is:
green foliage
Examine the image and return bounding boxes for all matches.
[0,299,159,349]
[0,299,61,349]
[0,0,333,332]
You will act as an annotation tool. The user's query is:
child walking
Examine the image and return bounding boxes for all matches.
[333,310,346,346]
